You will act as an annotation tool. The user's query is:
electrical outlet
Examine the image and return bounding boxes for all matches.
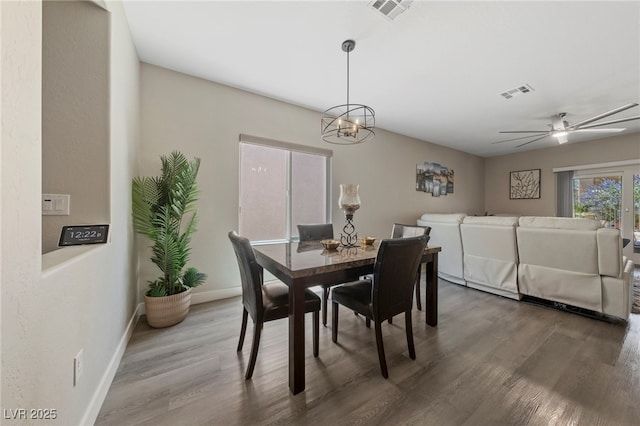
[74,349,84,386]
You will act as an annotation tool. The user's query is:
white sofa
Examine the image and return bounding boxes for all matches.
[417,213,466,285]
[460,216,520,300]
[416,213,635,320]
[517,216,634,319]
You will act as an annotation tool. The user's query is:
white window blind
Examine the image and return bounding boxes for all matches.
[239,135,332,243]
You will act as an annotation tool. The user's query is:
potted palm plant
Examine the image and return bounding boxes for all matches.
[132,151,207,328]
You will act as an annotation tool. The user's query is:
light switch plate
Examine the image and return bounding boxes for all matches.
[42,194,70,215]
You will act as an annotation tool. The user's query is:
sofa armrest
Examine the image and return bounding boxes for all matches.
[597,228,623,278]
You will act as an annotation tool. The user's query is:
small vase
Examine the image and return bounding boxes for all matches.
[144,287,192,328]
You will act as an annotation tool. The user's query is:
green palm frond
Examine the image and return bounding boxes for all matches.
[183,267,207,288]
[132,151,206,296]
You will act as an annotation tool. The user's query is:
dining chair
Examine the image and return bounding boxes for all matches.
[363,222,431,323]
[391,223,431,311]
[228,231,320,380]
[297,223,334,326]
[331,236,428,378]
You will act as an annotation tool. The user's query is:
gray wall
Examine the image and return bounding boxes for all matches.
[139,63,486,302]
[42,0,110,253]
[485,133,640,216]
[1,1,140,424]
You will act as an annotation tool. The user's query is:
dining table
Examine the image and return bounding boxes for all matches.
[253,240,442,395]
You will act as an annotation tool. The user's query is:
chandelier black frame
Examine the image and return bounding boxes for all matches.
[321,40,375,145]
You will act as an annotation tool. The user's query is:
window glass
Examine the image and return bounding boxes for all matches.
[291,151,327,238]
[573,175,622,228]
[239,144,287,241]
[239,143,329,242]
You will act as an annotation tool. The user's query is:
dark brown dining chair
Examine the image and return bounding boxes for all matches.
[228,231,320,380]
[297,223,334,326]
[331,236,428,378]
[391,223,431,311]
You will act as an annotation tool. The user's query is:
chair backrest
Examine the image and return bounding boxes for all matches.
[228,231,263,319]
[391,223,431,242]
[297,223,334,242]
[372,236,428,321]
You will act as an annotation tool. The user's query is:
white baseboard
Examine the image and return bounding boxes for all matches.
[137,287,243,315]
[81,303,142,426]
[190,287,242,305]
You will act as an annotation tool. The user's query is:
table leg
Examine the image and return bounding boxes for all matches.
[425,253,438,326]
[289,282,306,394]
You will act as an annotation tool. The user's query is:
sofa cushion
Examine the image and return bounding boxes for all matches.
[463,216,519,226]
[519,216,601,230]
[419,213,466,223]
[517,227,599,274]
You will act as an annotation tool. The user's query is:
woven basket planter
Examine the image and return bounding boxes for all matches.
[144,287,192,328]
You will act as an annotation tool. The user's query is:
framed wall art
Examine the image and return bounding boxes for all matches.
[416,162,454,197]
[510,169,540,199]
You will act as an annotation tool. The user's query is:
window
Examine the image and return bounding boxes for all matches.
[555,160,640,261]
[239,135,331,243]
[573,174,622,228]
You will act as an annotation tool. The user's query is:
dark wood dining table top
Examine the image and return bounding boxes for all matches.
[254,240,441,281]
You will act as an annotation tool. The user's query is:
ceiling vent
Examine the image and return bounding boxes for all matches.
[369,0,413,20]
[499,84,535,100]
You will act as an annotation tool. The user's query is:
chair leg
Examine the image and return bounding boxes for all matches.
[374,320,388,379]
[322,287,329,327]
[415,264,422,311]
[366,318,371,328]
[332,301,339,343]
[313,311,319,357]
[405,310,416,360]
[237,308,248,352]
[245,321,262,380]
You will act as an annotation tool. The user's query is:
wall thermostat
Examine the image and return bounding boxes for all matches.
[58,224,109,246]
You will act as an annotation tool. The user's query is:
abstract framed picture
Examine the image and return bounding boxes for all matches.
[416,162,454,196]
[509,169,540,199]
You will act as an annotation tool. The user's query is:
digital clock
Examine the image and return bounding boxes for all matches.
[58,224,109,246]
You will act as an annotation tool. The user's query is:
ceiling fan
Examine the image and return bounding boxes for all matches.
[493,103,640,147]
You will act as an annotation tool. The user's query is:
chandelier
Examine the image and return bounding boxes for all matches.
[321,40,375,145]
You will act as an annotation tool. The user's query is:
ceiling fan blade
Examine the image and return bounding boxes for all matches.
[515,134,550,148]
[569,103,639,129]
[576,115,640,129]
[571,128,626,133]
[491,133,551,144]
[498,130,548,134]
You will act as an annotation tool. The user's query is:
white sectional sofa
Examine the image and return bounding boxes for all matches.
[417,214,466,285]
[416,213,635,320]
[460,216,520,300]
[516,216,634,320]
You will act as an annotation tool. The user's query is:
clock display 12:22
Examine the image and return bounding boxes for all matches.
[58,224,109,246]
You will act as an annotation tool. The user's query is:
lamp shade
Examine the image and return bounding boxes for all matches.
[338,184,360,216]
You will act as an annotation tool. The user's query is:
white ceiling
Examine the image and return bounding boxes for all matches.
[121,0,640,157]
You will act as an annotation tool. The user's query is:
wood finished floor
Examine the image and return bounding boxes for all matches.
[96,276,640,426]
